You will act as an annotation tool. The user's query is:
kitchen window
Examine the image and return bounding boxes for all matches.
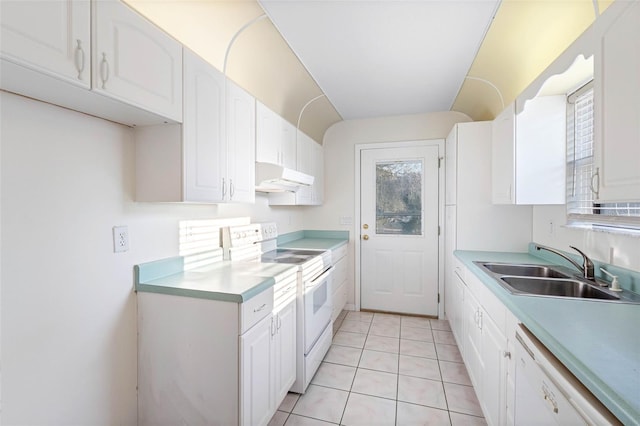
[566,82,640,230]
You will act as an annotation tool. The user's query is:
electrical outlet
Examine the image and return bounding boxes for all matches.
[113,226,129,253]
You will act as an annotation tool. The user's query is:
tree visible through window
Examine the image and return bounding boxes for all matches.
[375,160,423,235]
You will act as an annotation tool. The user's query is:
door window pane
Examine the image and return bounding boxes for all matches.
[376,160,423,235]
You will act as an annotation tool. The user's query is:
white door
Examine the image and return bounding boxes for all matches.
[360,145,440,316]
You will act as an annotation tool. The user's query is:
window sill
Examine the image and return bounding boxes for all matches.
[564,222,640,238]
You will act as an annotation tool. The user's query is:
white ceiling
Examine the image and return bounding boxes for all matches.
[259,0,500,120]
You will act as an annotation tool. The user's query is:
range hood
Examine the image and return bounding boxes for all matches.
[255,162,314,193]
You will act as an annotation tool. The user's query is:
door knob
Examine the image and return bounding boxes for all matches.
[362,235,369,240]
[363,224,369,229]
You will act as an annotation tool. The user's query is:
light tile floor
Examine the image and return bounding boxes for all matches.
[269,311,487,426]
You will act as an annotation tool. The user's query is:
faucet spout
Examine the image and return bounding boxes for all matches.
[535,244,595,281]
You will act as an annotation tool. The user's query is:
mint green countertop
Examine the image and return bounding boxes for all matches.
[455,249,640,425]
[277,230,349,251]
[135,258,297,303]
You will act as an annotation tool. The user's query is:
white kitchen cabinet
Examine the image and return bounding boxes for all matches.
[0,0,182,126]
[256,101,297,169]
[491,97,566,205]
[92,0,183,122]
[226,80,256,203]
[138,285,293,426]
[240,313,274,426]
[593,0,640,202]
[456,262,512,426]
[135,49,225,202]
[273,298,296,405]
[330,244,349,323]
[0,0,90,88]
[136,51,255,203]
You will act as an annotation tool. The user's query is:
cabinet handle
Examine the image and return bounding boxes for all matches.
[100,53,109,89]
[270,317,276,336]
[478,310,483,331]
[590,167,600,200]
[253,303,266,313]
[222,178,226,197]
[277,315,282,331]
[503,351,511,359]
[74,39,85,80]
[230,179,235,199]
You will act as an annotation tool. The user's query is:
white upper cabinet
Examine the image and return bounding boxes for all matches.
[136,50,255,204]
[93,0,183,122]
[0,0,90,88]
[491,96,566,205]
[256,101,297,169]
[594,0,640,202]
[226,80,256,203]
[183,50,226,202]
[1,0,182,125]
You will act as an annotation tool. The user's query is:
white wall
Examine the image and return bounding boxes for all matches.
[533,205,640,272]
[304,112,473,307]
[0,92,306,424]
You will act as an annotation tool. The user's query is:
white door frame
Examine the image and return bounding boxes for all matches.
[354,139,445,318]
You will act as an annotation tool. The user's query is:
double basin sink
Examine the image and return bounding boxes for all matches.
[474,261,640,303]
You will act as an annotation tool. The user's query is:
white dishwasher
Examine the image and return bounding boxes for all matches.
[514,324,621,426]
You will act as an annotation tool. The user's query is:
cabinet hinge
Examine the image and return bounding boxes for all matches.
[438,157,443,168]
[438,293,440,304]
[438,225,441,236]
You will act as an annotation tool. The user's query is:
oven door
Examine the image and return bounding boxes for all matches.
[303,266,333,354]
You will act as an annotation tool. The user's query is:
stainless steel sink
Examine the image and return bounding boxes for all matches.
[472,260,640,303]
[500,276,618,300]
[480,262,570,279]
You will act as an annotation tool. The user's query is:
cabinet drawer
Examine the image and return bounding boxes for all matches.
[240,287,274,334]
[332,243,348,263]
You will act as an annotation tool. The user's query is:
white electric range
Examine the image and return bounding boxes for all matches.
[222,223,334,393]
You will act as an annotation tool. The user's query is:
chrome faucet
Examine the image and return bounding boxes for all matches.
[535,244,595,281]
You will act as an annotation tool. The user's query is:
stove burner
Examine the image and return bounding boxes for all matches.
[261,249,324,265]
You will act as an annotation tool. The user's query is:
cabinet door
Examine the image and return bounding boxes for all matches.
[256,101,280,165]
[0,0,91,89]
[0,0,90,87]
[240,314,274,426]
[183,50,225,202]
[595,1,640,202]
[491,103,515,204]
[226,80,256,203]
[93,0,182,122]
[281,120,298,170]
[311,141,324,205]
[463,290,483,391]
[480,311,507,426]
[274,300,297,406]
[295,131,314,205]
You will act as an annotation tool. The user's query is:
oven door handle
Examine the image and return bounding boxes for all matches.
[308,266,333,287]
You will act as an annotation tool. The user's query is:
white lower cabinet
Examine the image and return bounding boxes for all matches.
[273,299,297,404]
[240,313,274,426]
[330,244,349,322]
[240,296,296,426]
[138,286,295,426]
[449,262,515,426]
